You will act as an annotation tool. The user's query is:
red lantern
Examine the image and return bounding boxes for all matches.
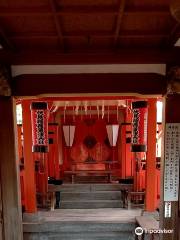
[31,102,48,152]
[131,101,148,152]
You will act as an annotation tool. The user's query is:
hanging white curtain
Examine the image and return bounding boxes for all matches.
[106,124,119,146]
[63,125,75,147]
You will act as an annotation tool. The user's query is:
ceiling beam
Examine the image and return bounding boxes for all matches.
[12,73,166,96]
[1,47,180,65]
[9,33,168,40]
[49,0,65,51]
[0,6,170,16]
[114,0,126,46]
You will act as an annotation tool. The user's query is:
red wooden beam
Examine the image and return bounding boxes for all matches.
[9,32,168,40]
[0,6,170,16]
[12,73,166,96]
[1,48,180,64]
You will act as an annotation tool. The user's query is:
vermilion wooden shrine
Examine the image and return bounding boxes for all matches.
[16,98,161,213]
[0,0,180,240]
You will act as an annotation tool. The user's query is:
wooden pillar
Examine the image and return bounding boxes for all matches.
[0,97,23,239]
[125,108,133,177]
[160,95,180,240]
[146,98,157,211]
[22,100,37,213]
[121,124,127,178]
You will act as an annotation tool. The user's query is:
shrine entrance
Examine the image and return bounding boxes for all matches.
[15,96,162,213]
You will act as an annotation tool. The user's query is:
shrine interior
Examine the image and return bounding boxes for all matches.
[0,0,180,239]
[15,96,163,239]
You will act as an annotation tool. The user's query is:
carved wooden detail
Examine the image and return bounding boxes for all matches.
[170,0,180,23]
[0,64,11,96]
[167,66,180,94]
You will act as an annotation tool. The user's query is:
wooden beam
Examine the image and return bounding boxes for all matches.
[114,0,126,46]
[12,73,166,96]
[0,6,170,16]
[49,0,65,50]
[0,97,23,240]
[0,47,180,65]
[9,33,168,40]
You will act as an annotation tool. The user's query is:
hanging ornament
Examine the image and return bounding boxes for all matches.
[102,100,105,119]
[31,102,48,152]
[108,105,110,123]
[63,125,75,147]
[84,101,88,115]
[63,101,69,123]
[97,105,99,119]
[131,101,148,152]
[106,124,119,147]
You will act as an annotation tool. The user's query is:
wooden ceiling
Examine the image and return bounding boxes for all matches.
[0,0,180,64]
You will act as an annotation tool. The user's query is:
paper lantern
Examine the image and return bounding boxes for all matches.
[131,101,148,152]
[106,124,119,147]
[31,102,48,152]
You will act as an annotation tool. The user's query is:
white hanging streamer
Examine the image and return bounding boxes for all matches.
[75,102,80,115]
[102,100,105,119]
[89,102,92,118]
[84,101,88,115]
[63,101,69,123]
[97,105,99,119]
[108,104,110,123]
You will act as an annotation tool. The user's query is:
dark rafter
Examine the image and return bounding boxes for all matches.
[114,0,126,46]
[49,0,65,51]
[0,26,15,51]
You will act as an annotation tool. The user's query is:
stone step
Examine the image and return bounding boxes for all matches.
[49,183,133,192]
[61,191,122,201]
[24,231,135,240]
[23,209,140,240]
[60,200,123,209]
[73,175,109,183]
[23,221,135,233]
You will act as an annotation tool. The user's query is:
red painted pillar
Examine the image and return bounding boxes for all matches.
[17,124,25,208]
[22,100,37,213]
[125,108,133,177]
[58,122,64,178]
[121,124,126,178]
[48,123,60,179]
[121,107,133,179]
[146,98,157,211]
